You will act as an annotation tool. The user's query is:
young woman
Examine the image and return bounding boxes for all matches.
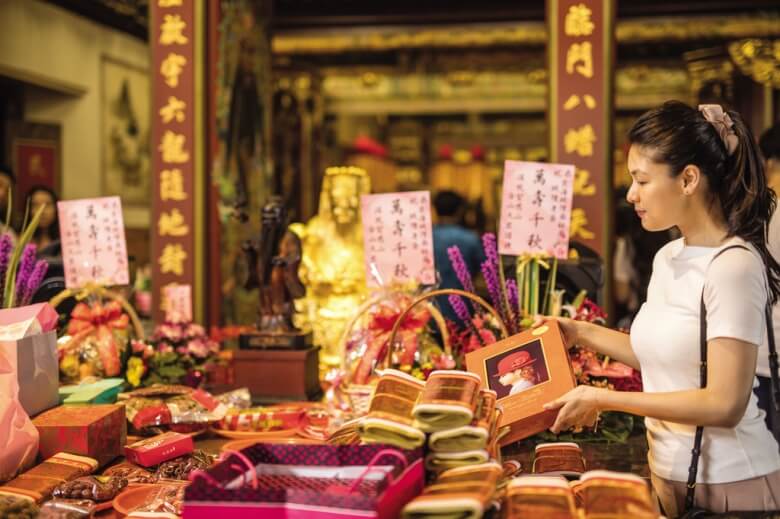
[25,185,60,257]
[541,101,780,517]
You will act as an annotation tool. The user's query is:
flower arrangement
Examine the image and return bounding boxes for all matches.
[127,321,220,388]
[0,203,48,308]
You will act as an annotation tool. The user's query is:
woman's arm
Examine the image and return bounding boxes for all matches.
[549,317,641,370]
[545,337,757,433]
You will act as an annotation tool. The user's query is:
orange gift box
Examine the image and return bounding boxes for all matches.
[465,321,575,445]
[33,404,126,468]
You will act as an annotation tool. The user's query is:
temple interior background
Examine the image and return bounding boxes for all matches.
[0,0,778,326]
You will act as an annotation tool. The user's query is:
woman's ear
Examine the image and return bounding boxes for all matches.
[680,165,702,195]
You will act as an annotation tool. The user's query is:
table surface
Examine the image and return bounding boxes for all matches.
[95,430,650,517]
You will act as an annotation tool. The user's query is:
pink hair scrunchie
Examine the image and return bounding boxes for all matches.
[698,104,739,155]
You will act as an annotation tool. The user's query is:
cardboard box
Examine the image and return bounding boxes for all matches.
[33,404,126,468]
[465,321,575,445]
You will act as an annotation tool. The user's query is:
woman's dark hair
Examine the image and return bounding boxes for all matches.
[25,185,60,241]
[628,100,780,304]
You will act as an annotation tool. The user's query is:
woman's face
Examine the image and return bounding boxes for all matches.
[30,191,56,229]
[498,371,520,386]
[626,145,685,232]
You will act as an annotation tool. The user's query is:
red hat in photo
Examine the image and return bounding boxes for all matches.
[494,350,535,377]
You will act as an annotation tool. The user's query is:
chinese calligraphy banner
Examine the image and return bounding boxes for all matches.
[498,160,575,259]
[58,196,129,288]
[548,0,614,259]
[151,0,198,322]
[164,283,192,323]
[360,191,435,288]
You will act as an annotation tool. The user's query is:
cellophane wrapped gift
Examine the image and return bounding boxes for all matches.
[345,292,432,386]
[183,443,424,519]
[119,384,227,435]
[59,301,130,383]
[32,404,126,468]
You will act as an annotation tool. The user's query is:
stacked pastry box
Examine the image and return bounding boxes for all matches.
[356,369,503,472]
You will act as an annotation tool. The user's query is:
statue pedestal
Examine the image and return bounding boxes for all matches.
[230,346,322,403]
[238,331,312,350]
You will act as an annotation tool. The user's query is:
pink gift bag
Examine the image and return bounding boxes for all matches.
[0,345,39,482]
[183,444,424,519]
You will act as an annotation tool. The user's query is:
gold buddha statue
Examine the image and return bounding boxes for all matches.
[292,166,371,368]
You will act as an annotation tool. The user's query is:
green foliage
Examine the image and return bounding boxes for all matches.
[535,411,639,444]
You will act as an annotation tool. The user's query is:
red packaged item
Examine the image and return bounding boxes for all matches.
[120,385,227,433]
[33,405,126,468]
[125,432,194,468]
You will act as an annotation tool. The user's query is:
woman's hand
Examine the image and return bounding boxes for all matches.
[532,315,581,349]
[543,385,605,434]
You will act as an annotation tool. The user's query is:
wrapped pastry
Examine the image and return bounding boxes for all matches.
[358,370,426,449]
[412,370,481,432]
[38,499,97,518]
[126,484,185,518]
[215,387,252,410]
[424,449,490,472]
[428,389,497,452]
[575,470,657,519]
[532,442,586,477]
[0,453,98,503]
[52,475,127,502]
[402,463,502,519]
[156,450,214,480]
[0,495,39,519]
[103,463,157,485]
[506,476,578,519]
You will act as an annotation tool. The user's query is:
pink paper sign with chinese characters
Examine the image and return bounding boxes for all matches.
[498,160,575,259]
[361,191,435,287]
[164,284,192,323]
[58,196,129,288]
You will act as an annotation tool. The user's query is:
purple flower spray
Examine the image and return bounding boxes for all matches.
[447,246,475,293]
[21,260,48,306]
[0,234,12,306]
[15,244,37,306]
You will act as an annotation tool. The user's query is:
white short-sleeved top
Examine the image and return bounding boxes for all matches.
[630,236,780,483]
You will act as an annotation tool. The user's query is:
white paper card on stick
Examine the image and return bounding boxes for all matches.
[58,196,130,288]
[360,191,435,287]
[164,284,192,323]
[498,161,575,259]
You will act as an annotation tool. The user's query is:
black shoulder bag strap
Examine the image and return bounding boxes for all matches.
[685,244,780,511]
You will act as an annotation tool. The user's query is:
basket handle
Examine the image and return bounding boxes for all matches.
[383,289,508,370]
[49,282,145,340]
[338,291,450,372]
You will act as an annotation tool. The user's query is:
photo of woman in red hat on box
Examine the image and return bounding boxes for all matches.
[486,340,549,398]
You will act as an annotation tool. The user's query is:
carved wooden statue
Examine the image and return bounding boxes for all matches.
[243,197,305,335]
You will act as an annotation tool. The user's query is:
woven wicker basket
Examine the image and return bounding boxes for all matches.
[50,282,145,341]
[340,288,507,415]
